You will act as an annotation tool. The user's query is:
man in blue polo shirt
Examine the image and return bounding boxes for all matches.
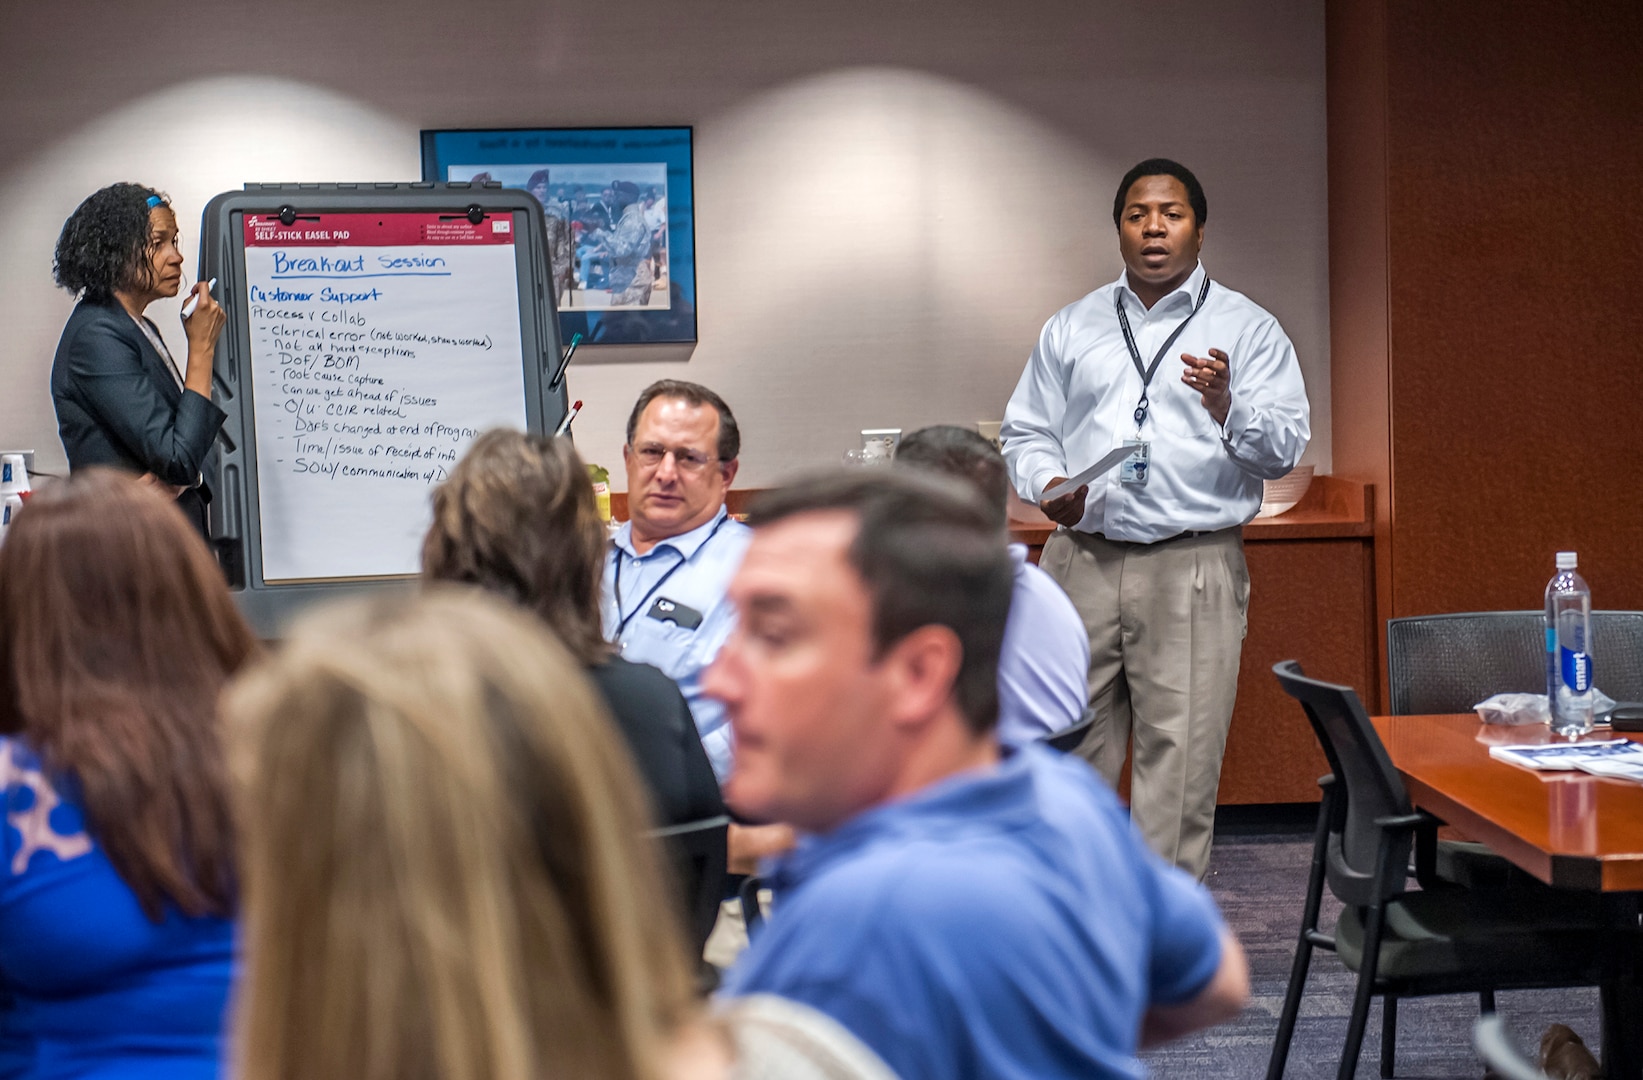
[708,470,1249,1080]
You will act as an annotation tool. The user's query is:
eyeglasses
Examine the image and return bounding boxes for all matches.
[632,444,721,473]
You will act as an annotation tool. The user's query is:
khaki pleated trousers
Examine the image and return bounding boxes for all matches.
[1039,526,1249,880]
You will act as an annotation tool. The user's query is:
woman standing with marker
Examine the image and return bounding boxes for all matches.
[50,183,227,538]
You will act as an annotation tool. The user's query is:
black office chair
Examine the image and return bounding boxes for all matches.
[1043,707,1097,754]
[648,815,731,964]
[1266,661,1619,1080]
[1386,610,1643,716]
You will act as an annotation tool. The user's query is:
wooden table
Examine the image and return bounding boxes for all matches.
[1374,713,1643,1078]
[1371,713,1643,891]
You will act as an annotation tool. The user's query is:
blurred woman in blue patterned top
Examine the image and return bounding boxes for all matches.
[0,469,258,1079]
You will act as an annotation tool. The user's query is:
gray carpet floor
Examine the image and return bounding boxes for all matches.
[1140,807,1603,1079]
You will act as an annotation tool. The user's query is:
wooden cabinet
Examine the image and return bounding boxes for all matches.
[1010,477,1374,805]
[618,478,1375,805]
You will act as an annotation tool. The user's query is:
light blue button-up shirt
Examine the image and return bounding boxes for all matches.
[601,506,752,781]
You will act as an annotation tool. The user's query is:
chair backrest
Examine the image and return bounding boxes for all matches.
[1387,610,1643,715]
[1043,707,1097,754]
[647,815,730,956]
[1472,1015,1549,1080]
[721,994,901,1080]
[1273,660,1413,907]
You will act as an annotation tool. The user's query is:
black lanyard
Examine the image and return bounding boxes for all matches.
[612,513,730,638]
[1115,276,1212,432]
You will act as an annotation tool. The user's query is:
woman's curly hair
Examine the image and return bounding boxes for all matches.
[53,183,168,304]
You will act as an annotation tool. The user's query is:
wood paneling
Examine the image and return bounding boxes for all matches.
[1325,0,1393,704]
[1384,0,1643,620]
[1328,0,1643,707]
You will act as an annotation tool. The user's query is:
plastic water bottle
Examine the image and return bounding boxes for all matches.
[1545,551,1594,737]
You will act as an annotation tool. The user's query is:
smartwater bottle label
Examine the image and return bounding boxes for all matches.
[1546,627,1557,653]
[1561,648,1592,693]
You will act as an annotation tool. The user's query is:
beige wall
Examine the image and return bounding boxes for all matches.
[0,0,1328,490]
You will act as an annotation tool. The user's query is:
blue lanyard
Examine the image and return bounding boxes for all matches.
[1114,276,1212,432]
[612,513,730,638]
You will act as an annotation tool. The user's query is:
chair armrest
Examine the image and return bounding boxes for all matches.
[1412,814,1443,890]
[1317,775,1345,830]
[648,813,734,840]
[1373,809,1453,891]
[739,875,766,941]
[1370,809,1447,899]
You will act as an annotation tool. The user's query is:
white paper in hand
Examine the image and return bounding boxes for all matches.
[1042,445,1138,501]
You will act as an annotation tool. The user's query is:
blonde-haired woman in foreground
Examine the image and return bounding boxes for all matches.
[225,589,896,1080]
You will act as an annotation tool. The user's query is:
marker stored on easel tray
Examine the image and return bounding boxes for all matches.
[554,400,583,437]
[549,332,582,389]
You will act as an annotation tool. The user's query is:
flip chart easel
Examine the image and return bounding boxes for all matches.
[199,183,568,635]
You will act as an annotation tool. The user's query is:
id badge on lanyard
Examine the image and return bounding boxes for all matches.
[1114,276,1212,489]
[1119,439,1150,486]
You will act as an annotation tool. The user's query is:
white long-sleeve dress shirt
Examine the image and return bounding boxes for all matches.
[1001,262,1310,543]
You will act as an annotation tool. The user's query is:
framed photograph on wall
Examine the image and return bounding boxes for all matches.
[421,126,696,345]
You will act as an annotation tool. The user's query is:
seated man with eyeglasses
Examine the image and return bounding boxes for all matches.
[603,379,753,783]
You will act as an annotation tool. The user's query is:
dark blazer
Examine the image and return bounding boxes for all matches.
[587,656,726,828]
[51,300,226,535]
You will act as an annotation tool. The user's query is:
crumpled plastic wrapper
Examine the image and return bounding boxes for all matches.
[1473,689,1617,726]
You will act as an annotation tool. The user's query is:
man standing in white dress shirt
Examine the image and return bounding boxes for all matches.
[1000,159,1310,877]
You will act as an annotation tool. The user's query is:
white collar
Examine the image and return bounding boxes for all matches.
[613,504,730,560]
[1114,261,1208,317]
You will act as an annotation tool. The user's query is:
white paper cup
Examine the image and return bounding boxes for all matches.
[0,454,26,494]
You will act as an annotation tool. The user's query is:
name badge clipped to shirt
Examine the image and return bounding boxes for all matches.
[1118,439,1150,487]
[647,596,703,631]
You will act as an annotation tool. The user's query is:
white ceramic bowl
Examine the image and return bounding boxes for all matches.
[1256,465,1315,518]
